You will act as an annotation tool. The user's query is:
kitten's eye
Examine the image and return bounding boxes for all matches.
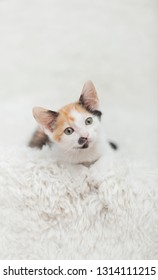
[64,127,74,135]
[85,117,93,125]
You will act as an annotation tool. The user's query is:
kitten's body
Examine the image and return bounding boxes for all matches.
[29,81,117,164]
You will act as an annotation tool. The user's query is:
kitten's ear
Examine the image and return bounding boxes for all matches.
[33,107,59,133]
[79,80,99,111]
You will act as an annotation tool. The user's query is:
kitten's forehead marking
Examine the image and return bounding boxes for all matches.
[59,103,88,123]
[60,103,87,114]
[70,109,88,125]
[53,103,88,142]
[70,109,90,137]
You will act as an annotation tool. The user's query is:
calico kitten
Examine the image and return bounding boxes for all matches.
[29,81,117,164]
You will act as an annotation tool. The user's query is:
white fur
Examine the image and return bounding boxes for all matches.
[52,110,108,164]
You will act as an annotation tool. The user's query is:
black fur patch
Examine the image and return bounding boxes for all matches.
[108,141,118,150]
[29,129,51,149]
[78,95,102,120]
[89,109,102,119]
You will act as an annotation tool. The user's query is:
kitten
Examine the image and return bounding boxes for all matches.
[29,81,117,164]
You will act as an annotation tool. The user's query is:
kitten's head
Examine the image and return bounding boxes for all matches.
[33,81,102,152]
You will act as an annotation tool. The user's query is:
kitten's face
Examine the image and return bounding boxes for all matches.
[52,103,101,152]
[33,80,102,153]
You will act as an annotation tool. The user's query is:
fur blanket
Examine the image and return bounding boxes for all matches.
[0,146,157,259]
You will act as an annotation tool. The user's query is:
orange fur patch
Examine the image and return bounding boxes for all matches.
[53,102,87,142]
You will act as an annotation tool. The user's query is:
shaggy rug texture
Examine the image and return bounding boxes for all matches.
[0,0,158,259]
[0,147,158,259]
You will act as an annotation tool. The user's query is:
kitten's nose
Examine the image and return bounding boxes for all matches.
[78,137,88,145]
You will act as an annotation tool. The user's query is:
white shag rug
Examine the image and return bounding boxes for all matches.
[0,147,158,259]
[0,0,158,259]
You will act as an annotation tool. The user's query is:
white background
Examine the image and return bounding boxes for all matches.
[0,0,157,165]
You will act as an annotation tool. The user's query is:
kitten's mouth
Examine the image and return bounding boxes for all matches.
[80,142,89,149]
[75,141,90,149]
